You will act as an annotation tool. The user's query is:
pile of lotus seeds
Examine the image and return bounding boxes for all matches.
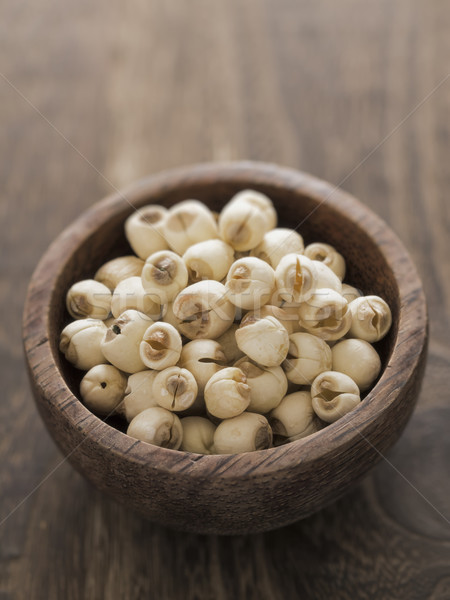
[60,190,392,455]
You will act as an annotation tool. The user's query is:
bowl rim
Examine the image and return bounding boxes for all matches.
[23,160,428,479]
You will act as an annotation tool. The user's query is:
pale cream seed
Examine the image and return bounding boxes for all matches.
[331,338,381,391]
[153,366,198,412]
[269,391,317,440]
[119,370,159,422]
[311,370,361,423]
[94,256,144,291]
[213,412,273,454]
[141,250,188,305]
[204,367,251,419]
[111,276,161,319]
[235,315,289,367]
[80,364,127,415]
[180,339,227,394]
[218,192,274,251]
[251,228,304,269]
[139,322,182,370]
[275,254,318,304]
[180,417,216,454]
[66,279,112,320]
[348,295,392,342]
[183,239,234,282]
[235,357,288,414]
[59,319,107,370]
[124,205,169,260]
[298,288,352,341]
[163,200,219,255]
[225,256,275,310]
[172,280,235,340]
[101,309,153,373]
[341,283,362,304]
[283,332,332,385]
[127,407,183,450]
[304,243,346,281]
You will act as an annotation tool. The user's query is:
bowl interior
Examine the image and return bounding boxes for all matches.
[50,175,399,436]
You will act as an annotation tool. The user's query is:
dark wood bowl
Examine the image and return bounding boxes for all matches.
[23,162,428,535]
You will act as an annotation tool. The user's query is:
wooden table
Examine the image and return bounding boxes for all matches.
[1,1,449,598]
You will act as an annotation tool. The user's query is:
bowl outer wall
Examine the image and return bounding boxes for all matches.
[23,161,428,535]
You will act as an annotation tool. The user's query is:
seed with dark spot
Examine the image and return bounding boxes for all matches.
[140,208,164,225]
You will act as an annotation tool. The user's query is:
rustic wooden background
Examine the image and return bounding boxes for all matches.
[1,1,450,598]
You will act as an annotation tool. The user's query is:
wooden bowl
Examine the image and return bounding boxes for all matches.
[23,162,428,535]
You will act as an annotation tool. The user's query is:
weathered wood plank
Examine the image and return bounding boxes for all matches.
[1,0,449,597]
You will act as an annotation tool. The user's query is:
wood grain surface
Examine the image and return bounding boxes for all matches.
[1,0,449,597]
